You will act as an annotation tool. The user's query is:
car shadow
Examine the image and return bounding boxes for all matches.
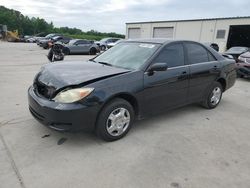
[38,102,222,147]
[59,103,205,146]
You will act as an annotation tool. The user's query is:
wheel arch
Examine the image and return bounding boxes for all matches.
[216,77,227,92]
[95,92,139,127]
[89,47,97,55]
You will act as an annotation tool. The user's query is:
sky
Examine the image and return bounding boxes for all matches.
[1,0,250,34]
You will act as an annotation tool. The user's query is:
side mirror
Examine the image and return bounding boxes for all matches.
[148,63,168,75]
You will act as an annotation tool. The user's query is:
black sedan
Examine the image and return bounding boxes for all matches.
[28,39,236,141]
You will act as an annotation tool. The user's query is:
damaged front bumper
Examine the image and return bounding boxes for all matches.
[28,86,100,132]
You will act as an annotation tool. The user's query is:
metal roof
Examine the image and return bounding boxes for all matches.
[126,16,250,25]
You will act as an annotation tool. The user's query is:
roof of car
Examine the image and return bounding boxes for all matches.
[124,38,197,44]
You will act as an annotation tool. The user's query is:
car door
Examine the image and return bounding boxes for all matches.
[69,41,80,53]
[142,43,189,115]
[184,42,221,102]
[76,40,92,53]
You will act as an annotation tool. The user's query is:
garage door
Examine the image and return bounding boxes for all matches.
[153,27,174,38]
[128,28,141,39]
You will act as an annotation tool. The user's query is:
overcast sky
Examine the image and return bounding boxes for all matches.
[1,0,250,34]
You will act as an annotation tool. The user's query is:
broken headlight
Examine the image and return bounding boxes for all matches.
[53,88,94,103]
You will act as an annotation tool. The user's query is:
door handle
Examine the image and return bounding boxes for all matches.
[182,71,187,74]
[212,65,218,71]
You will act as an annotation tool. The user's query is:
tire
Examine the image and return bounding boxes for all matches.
[96,98,134,141]
[100,45,106,51]
[202,82,223,109]
[89,48,97,55]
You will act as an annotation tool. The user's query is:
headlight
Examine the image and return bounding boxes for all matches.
[53,88,94,103]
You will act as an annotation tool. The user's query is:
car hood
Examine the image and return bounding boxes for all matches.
[225,48,248,55]
[36,61,130,90]
[240,52,250,58]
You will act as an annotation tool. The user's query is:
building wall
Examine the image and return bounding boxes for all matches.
[126,18,250,52]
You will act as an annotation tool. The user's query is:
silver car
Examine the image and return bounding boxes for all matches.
[64,39,100,55]
[95,38,122,51]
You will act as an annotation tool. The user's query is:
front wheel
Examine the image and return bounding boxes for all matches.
[100,45,106,51]
[202,82,223,109]
[96,98,134,141]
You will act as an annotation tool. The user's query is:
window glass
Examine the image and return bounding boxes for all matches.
[186,43,209,64]
[94,42,160,70]
[78,40,86,44]
[208,52,216,61]
[153,44,184,68]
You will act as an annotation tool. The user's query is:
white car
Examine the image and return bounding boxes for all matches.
[107,39,125,49]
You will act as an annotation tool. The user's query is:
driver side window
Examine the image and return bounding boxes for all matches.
[154,44,185,68]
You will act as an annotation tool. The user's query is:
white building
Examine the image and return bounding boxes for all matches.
[126,17,250,52]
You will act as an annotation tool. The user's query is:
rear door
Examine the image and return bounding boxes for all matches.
[142,43,189,115]
[184,42,221,102]
[76,40,91,53]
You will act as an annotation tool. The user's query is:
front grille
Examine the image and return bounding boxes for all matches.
[34,81,56,99]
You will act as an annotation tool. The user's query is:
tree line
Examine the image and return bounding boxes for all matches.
[0,6,125,39]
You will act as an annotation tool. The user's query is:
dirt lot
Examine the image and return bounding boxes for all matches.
[0,41,250,188]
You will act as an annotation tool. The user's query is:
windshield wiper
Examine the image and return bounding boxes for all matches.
[97,61,113,67]
[89,59,113,67]
[89,58,96,62]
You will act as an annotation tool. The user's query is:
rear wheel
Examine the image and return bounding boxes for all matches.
[89,48,97,55]
[96,98,134,141]
[202,82,223,109]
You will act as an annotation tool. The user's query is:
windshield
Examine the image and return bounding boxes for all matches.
[94,42,160,70]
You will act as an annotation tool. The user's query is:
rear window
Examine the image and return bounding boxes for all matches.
[186,43,209,64]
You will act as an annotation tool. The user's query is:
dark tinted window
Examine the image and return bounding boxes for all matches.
[154,44,184,68]
[208,52,216,61]
[186,43,209,64]
[76,40,89,45]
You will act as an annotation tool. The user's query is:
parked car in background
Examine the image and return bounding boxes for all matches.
[107,39,125,49]
[63,39,99,55]
[28,39,236,141]
[224,47,249,61]
[36,33,62,45]
[95,38,121,51]
[26,37,37,43]
[236,51,250,78]
[40,36,72,49]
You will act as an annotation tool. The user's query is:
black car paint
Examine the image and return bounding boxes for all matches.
[28,40,236,132]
